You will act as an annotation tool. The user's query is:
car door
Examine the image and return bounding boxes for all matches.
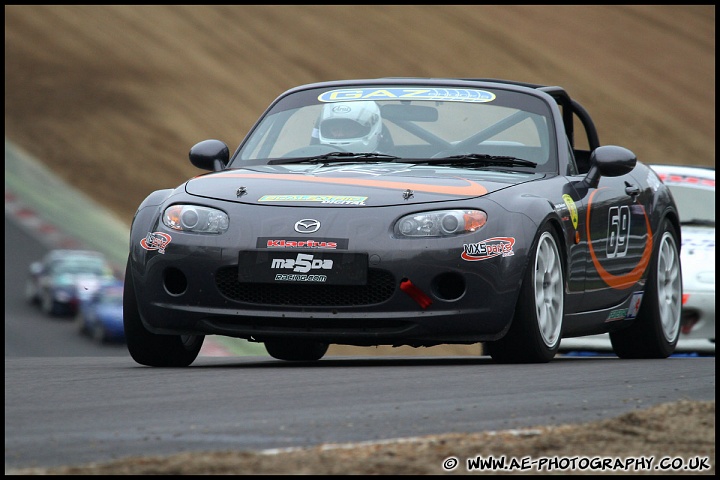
[581,171,652,313]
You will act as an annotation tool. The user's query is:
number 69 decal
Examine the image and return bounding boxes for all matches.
[607,206,630,258]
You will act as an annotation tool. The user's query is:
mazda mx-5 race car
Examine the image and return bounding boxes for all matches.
[124,78,682,367]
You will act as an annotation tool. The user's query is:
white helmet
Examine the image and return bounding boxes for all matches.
[318,101,382,153]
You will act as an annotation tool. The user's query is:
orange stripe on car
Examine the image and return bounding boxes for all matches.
[215,173,488,196]
[586,188,653,290]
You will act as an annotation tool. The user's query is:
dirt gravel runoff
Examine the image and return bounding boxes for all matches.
[4,5,715,475]
[5,400,716,475]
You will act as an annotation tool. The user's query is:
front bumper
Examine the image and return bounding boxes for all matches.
[129,239,526,346]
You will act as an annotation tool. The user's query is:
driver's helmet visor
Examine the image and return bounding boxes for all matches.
[319,118,371,140]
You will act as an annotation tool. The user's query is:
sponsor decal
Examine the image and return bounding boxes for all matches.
[562,194,579,229]
[140,232,172,254]
[587,188,652,290]
[461,237,515,261]
[606,308,629,322]
[318,88,496,103]
[239,250,366,285]
[274,274,327,283]
[271,253,333,274]
[626,291,643,320]
[258,194,367,205]
[258,237,348,249]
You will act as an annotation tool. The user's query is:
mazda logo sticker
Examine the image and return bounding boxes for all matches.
[294,219,321,233]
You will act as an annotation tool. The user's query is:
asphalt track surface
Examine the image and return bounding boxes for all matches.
[4,140,716,470]
[5,353,716,470]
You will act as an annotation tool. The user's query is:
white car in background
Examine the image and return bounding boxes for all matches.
[561,164,715,354]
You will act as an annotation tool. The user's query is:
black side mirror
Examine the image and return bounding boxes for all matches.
[584,145,637,188]
[189,139,230,171]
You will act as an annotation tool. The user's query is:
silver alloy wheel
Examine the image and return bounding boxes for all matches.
[656,231,682,342]
[533,231,563,347]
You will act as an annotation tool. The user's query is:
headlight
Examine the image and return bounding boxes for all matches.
[394,209,487,237]
[163,205,229,234]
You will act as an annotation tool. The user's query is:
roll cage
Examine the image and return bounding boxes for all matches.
[461,78,600,173]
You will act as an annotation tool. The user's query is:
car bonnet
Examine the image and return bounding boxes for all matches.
[184,164,542,207]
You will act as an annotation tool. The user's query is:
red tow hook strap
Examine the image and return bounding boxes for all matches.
[400,279,432,309]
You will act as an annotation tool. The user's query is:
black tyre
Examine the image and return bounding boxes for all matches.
[486,225,564,363]
[123,257,204,367]
[264,339,329,361]
[610,218,681,359]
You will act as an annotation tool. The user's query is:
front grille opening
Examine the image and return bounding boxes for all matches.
[215,266,395,307]
[163,267,188,296]
[432,272,466,301]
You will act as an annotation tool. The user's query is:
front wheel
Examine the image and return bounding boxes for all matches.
[123,257,204,367]
[486,225,564,363]
[264,339,329,361]
[610,219,681,358]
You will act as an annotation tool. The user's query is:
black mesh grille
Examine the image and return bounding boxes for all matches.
[215,266,396,306]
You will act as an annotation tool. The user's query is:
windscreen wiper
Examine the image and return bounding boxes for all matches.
[268,152,401,165]
[413,153,538,168]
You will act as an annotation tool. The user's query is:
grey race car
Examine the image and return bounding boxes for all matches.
[123,78,682,366]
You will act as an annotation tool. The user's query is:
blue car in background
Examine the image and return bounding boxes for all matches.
[77,281,125,343]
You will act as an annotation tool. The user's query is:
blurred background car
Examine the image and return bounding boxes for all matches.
[561,164,715,354]
[25,249,117,317]
[653,165,715,346]
[76,280,125,343]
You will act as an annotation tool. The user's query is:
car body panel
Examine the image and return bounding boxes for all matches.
[183,164,533,206]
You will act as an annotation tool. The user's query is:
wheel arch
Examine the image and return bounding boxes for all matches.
[504,193,571,293]
[535,214,570,295]
[660,208,681,253]
[504,213,569,334]
[543,215,570,329]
